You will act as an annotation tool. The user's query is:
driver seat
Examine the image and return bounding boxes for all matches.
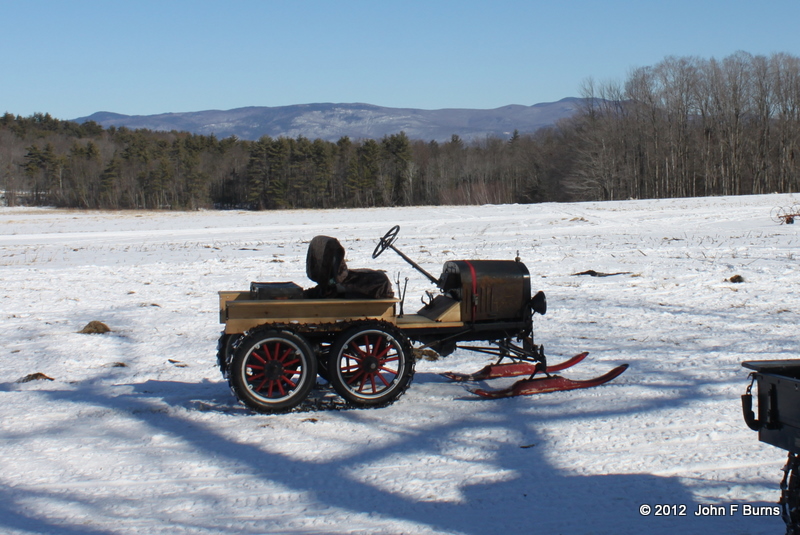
[304,236,394,299]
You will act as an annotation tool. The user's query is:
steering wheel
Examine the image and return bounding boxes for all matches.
[372,225,400,258]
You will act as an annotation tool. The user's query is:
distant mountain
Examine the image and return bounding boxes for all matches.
[73,99,584,142]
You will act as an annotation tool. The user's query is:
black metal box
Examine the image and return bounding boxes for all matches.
[250,282,304,301]
[742,360,800,453]
[440,260,531,323]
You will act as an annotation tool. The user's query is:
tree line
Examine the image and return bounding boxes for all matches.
[575,51,800,200]
[2,51,800,210]
[0,113,557,210]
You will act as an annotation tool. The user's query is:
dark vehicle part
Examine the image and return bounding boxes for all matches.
[439,260,530,322]
[742,361,800,452]
[742,360,800,534]
[250,282,304,300]
[782,454,800,535]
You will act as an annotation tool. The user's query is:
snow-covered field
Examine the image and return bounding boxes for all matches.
[1,194,798,534]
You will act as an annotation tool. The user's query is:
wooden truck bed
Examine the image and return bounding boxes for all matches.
[219,291,464,335]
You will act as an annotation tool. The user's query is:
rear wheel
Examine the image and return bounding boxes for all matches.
[229,329,317,413]
[216,332,242,379]
[328,322,414,407]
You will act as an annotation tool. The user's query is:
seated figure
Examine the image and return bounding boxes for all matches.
[304,235,394,299]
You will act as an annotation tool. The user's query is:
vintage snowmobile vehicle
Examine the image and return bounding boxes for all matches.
[742,361,800,533]
[217,225,628,413]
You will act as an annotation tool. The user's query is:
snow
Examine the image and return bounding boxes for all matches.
[1,194,798,534]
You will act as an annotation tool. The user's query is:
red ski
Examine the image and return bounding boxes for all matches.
[470,364,629,399]
[442,352,588,382]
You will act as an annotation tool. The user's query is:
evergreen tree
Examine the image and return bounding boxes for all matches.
[245,138,270,209]
[381,132,412,205]
[99,155,121,208]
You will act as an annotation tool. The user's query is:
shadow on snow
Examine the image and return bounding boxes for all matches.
[0,370,785,535]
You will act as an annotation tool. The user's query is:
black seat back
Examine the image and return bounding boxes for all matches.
[306,236,348,287]
[305,235,393,299]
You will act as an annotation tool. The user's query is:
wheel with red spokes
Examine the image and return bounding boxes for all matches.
[229,329,317,413]
[328,322,414,407]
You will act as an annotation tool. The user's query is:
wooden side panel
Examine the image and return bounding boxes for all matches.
[219,291,250,323]
[395,314,464,330]
[220,293,398,334]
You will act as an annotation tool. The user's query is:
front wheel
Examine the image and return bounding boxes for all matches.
[328,322,414,407]
[229,329,317,413]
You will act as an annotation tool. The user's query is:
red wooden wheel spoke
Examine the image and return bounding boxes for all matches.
[378,364,398,375]
[248,372,265,383]
[341,355,362,370]
[361,335,374,356]
[342,363,362,373]
[355,369,393,393]
[282,358,300,369]
[373,343,391,360]
[354,373,375,393]
[252,375,291,398]
[368,374,377,393]
[265,380,274,396]
[283,367,301,378]
[277,345,294,362]
[281,375,298,389]
[346,370,366,386]
[348,341,369,359]
[367,336,385,357]
[375,354,397,369]
[374,372,391,387]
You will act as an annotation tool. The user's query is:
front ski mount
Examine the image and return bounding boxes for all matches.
[442,352,589,382]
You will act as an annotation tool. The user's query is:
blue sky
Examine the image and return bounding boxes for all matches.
[2,0,798,119]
